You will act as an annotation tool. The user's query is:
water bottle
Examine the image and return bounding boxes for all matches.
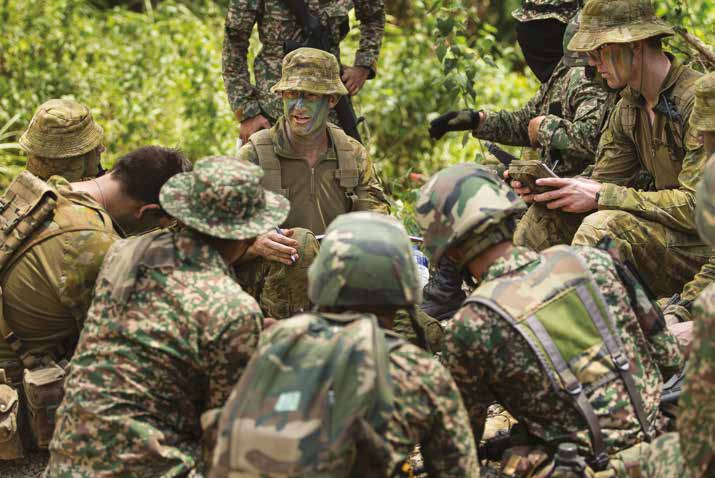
[412,246,430,288]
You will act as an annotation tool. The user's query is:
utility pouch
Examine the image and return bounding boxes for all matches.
[0,383,23,460]
[22,363,65,449]
[508,159,558,195]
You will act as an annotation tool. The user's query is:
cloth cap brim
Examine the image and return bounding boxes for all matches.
[568,21,674,51]
[19,122,104,159]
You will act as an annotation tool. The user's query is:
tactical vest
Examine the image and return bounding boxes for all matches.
[0,172,114,458]
[465,245,653,470]
[249,123,361,211]
[211,312,403,478]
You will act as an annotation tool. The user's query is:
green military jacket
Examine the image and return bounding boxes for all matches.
[0,176,118,364]
[592,56,705,235]
[222,0,385,121]
[239,117,388,235]
[474,61,614,177]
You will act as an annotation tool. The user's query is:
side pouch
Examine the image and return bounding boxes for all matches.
[23,364,65,449]
[0,383,23,460]
[508,159,558,195]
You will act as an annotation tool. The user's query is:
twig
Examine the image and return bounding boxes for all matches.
[674,26,715,70]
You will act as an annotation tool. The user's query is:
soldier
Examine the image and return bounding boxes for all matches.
[19,99,106,181]
[0,146,188,463]
[235,47,388,320]
[510,0,707,299]
[208,212,479,478]
[223,0,384,143]
[44,157,288,477]
[415,163,683,476]
[424,2,614,321]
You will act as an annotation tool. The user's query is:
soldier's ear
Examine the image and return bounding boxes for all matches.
[135,203,163,220]
[328,95,339,108]
[446,247,464,264]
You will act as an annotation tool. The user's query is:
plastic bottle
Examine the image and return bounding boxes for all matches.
[412,246,430,288]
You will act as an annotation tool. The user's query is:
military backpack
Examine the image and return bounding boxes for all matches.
[211,312,400,478]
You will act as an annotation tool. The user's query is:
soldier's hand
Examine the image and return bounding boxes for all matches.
[240,114,271,144]
[429,110,481,140]
[532,177,601,213]
[503,170,534,203]
[249,229,299,265]
[342,66,370,95]
[528,115,546,146]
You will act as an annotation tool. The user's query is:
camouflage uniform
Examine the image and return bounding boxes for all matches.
[44,158,288,477]
[222,0,385,122]
[208,212,478,477]
[19,99,104,181]
[415,164,683,474]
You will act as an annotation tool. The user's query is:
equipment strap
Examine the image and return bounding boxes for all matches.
[250,130,287,196]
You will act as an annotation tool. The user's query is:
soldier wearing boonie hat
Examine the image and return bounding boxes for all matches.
[45,156,289,478]
[19,99,105,181]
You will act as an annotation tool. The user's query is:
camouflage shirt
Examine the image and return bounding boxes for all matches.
[0,176,118,363]
[222,0,385,121]
[442,246,682,458]
[678,283,715,477]
[45,228,262,477]
[474,61,614,177]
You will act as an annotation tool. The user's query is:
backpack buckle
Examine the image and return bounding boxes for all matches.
[590,452,609,471]
[565,381,582,396]
[613,353,630,371]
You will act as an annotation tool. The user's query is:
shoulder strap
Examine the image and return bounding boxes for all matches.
[329,124,360,211]
[249,129,287,196]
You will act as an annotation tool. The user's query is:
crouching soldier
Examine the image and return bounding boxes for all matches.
[207,212,479,477]
[415,164,683,477]
[44,157,287,477]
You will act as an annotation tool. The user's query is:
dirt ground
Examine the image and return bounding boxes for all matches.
[0,450,49,478]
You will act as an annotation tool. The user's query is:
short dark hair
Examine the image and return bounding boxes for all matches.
[111,146,191,204]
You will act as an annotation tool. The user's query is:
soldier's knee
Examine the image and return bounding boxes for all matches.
[573,210,633,246]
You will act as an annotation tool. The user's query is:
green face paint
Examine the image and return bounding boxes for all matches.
[283,92,330,137]
[601,44,633,89]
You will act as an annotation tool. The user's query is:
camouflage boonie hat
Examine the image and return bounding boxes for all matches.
[160,157,289,240]
[563,13,589,67]
[512,0,580,23]
[271,47,348,96]
[568,0,674,52]
[415,164,527,264]
[691,72,715,133]
[308,212,422,307]
[19,99,103,159]
[696,154,715,247]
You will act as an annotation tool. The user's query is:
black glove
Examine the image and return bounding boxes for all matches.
[429,109,480,140]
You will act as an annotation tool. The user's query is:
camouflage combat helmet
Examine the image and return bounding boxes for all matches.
[512,0,580,24]
[415,163,527,265]
[19,99,103,159]
[160,156,289,240]
[691,72,715,133]
[271,47,348,97]
[696,154,715,248]
[563,13,589,67]
[308,211,421,308]
[568,0,674,52]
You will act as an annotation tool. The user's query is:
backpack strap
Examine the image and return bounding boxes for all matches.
[249,129,288,197]
[464,295,610,470]
[329,124,360,211]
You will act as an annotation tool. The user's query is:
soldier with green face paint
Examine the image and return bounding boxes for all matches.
[207,212,478,478]
[415,163,682,477]
[234,47,389,320]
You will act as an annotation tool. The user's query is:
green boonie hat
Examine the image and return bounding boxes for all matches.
[160,157,289,240]
[19,99,103,159]
[568,0,674,52]
[415,164,527,264]
[271,47,348,97]
[563,13,589,67]
[696,154,715,248]
[512,0,580,23]
[308,212,421,307]
[691,73,715,133]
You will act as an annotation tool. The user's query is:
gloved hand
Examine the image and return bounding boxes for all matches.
[429,109,480,140]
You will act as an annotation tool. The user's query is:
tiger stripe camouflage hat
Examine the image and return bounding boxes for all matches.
[160,156,289,240]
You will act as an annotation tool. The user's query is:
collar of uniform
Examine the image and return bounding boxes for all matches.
[174,227,231,274]
[481,246,540,283]
[271,116,337,162]
[620,53,684,106]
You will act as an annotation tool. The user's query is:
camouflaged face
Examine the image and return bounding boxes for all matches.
[160,156,289,240]
[691,72,715,133]
[512,0,580,23]
[415,163,526,263]
[568,0,674,52]
[271,47,348,97]
[696,154,715,248]
[307,211,421,307]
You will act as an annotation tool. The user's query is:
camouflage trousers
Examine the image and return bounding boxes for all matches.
[514,206,710,299]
